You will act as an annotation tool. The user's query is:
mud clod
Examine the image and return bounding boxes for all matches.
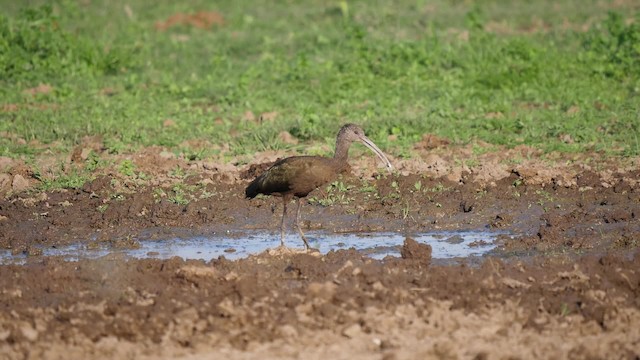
[400,237,432,264]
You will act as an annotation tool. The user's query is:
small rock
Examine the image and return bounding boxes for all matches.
[12,174,30,192]
[20,324,39,342]
[342,323,362,339]
[80,148,93,160]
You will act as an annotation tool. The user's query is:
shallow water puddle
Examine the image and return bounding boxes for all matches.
[0,230,503,264]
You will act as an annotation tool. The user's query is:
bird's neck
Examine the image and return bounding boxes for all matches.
[333,140,351,163]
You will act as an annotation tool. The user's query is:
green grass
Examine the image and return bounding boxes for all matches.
[1,0,639,161]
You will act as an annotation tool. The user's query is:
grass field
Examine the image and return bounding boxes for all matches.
[1,0,639,163]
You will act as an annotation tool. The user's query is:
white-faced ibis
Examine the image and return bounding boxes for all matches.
[245,124,393,249]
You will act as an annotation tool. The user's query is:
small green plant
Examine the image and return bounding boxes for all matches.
[35,169,90,191]
[428,183,448,193]
[359,181,377,193]
[535,189,555,204]
[465,158,480,168]
[401,201,411,220]
[308,193,354,206]
[475,189,488,199]
[170,166,187,179]
[85,151,105,172]
[327,181,353,193]
[167,184,196,205]
[169,189,189,205]
[413,180,422,192]
[118,160,137,177]
[153,188,167,202]
[308,181,355,206]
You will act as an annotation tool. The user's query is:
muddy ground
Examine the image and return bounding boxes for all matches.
[0,142,639,359]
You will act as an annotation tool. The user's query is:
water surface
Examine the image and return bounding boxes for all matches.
[0,230,504,264]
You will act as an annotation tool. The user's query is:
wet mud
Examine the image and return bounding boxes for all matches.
[0,148,639,359]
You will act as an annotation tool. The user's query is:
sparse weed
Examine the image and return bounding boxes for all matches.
[309,180,355,206]
[413,181,422,192]
[35,168,91,191]
[153,188,167,202]
[170,167,187,179]
[168,184,196,205]
[118,160,137,178]
[359,181,377,193]
[428,183,448,193]
[401,201,411,220]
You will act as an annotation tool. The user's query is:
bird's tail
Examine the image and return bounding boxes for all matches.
[245,178,260,199]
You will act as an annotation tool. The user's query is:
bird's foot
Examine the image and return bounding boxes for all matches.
[300,237,320,253]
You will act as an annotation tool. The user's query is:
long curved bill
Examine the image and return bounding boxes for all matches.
[359,136,394,172]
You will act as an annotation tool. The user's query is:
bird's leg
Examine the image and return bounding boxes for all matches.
[280,196,289,247]
[295,197,311,250]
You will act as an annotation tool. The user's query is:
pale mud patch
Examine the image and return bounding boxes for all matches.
[5,300,638,360]
[391,143,639,188]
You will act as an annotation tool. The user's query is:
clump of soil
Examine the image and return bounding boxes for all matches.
[400,236,432,264]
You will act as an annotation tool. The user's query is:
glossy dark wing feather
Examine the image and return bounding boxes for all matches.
[245,156,337,198]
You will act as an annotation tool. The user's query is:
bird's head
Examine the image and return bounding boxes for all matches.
[338,123,393,172]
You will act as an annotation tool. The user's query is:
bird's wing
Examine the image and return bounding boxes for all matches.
[255,161,297,194]
[255,157,335,196]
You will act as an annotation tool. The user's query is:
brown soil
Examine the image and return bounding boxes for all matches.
[0,146,639,359]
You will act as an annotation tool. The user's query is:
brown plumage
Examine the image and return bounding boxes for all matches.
[245,124,393,249]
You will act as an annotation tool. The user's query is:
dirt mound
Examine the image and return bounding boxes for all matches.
[400,237,432,264]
